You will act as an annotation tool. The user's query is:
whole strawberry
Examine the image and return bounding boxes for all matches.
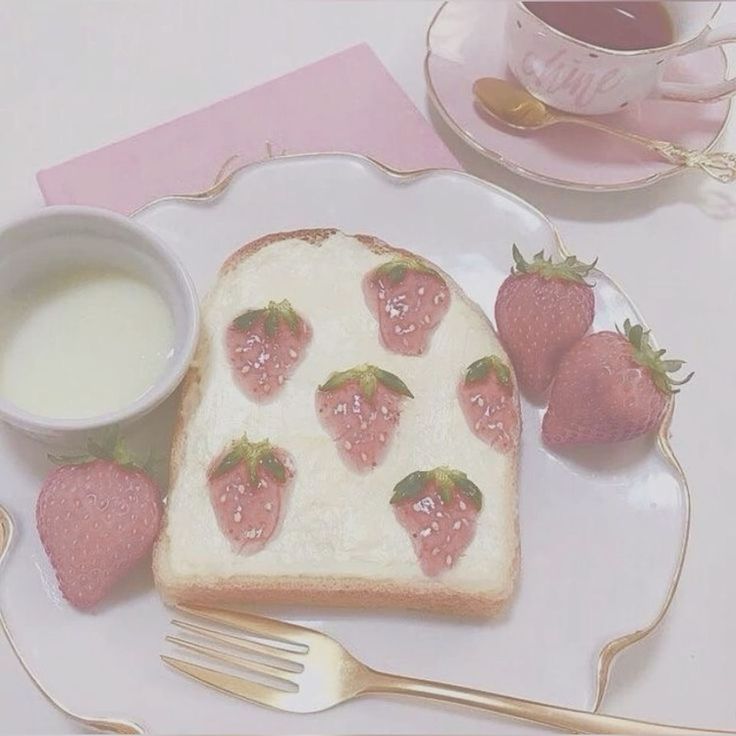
[543,320,693,446]
[36,430,162,610]
[495,245,596,397]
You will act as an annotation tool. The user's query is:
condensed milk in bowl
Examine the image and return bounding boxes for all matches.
[0,206,199,438]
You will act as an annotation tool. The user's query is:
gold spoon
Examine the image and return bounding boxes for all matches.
[0,504,144,734]
[473,77,736,183]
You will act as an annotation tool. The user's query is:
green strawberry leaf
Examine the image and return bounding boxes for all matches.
[264,309,279,338]
[52,429,151,473]
[390,470,430,504]
[359,371,378,401]
[233,309,265,331]
[374,368,413,398]
[142,447,161,475]
[318,368,354,392]
[75,426,120,463]
[87,438,113,461]
[660,359,686,372]
[627,323,644,350]
[281,306,301,336]
[320,364,413,401]
[622,320,694,395]
[385,263,407,285]
[210,448,242,479]
[375,257,442,286]
[100,425,120,455]
[490,356,511,385]
[511,244,596,284]
[670,372,694,386]
[269,299,302,336]
[464,357,491,384]
[464,355,511,386]
[47,453,93,466]
[511,243,528,273]
[261,452,286,483]
[433,468,456,504]
[119,461,144,472]
[452,475,483,511]
[113,443,138,467]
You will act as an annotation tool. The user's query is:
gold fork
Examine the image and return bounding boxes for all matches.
[163,604,734,735]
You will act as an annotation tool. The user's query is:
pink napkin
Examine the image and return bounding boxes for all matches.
[37,44,458,215]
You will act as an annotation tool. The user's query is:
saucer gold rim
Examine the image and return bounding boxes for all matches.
[424,1,732,192]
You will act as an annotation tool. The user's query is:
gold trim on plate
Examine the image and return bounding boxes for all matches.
[424,1,733,192]
[556,240,691,709]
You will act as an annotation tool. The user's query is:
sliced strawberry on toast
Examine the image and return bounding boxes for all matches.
[363,257,450,356]
[208,435,293,554]
[391,467,482,577]
[316,364,413,472]
[226,299,311,401]
[36,430,162,610]
[458,355,520,453]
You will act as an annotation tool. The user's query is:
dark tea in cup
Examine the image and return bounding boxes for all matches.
[523,1,674,51]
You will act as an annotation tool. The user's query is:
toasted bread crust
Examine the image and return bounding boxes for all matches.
[154,229,520,617]
[155,534,514,617]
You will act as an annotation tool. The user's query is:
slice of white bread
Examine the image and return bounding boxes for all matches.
[154,229,519,616]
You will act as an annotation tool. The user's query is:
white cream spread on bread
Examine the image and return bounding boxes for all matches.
[159,231,518,600]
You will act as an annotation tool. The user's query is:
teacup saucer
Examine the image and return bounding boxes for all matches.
[425,2,732,191]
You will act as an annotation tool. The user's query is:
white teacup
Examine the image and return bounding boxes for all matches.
[505,1,736,115]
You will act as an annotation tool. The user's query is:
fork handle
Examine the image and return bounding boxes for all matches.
[364,670,733,734]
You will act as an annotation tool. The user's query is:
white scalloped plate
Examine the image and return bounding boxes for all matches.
[0,153,688,734]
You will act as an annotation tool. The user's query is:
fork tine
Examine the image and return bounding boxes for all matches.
[177,604,314,646]
[165,636,297,686]
[171,619,304,661]
[161,656,284,708]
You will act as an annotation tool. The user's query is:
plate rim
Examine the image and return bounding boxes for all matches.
[0,151,691,728]
[424,1,732,192]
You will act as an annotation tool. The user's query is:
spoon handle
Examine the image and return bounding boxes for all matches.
[562,117,736,183]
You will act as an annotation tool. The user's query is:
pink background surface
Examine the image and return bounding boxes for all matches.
[37,44,458,214]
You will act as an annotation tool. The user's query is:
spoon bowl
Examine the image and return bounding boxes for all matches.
[472,78,555,130]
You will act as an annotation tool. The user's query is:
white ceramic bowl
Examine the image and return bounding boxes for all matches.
[0,206,199,438]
